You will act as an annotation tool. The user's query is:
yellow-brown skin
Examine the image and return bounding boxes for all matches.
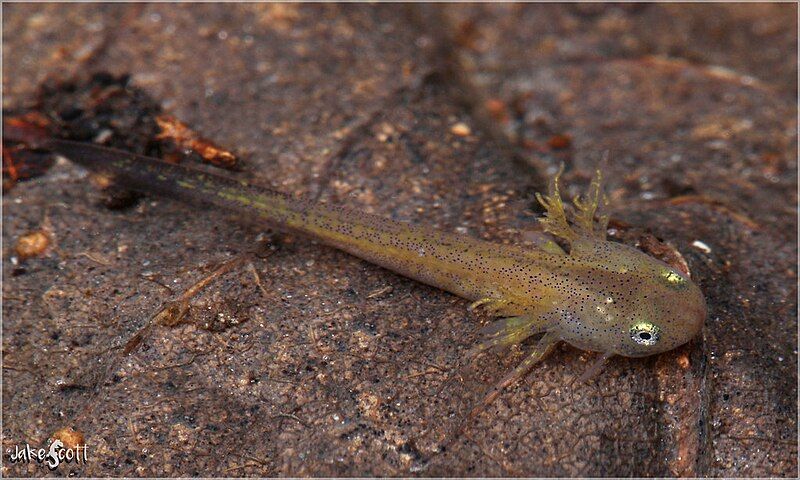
[48,140,707,410]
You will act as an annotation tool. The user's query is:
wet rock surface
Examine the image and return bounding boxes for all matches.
[3,3,796,476]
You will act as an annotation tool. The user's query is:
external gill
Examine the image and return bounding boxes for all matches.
[535,164,609,247]
[535,164,577,243]
[572,169,610,239]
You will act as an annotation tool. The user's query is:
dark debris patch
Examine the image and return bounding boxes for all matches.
[3,71,239,193]
[36,71,163,155]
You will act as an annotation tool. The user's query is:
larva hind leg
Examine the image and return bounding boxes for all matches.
[468,330,560,420]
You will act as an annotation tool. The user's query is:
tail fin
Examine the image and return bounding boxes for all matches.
[44,139,296,220]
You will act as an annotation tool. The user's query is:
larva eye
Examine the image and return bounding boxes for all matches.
[630,321,661,346]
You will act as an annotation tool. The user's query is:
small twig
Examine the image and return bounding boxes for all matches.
[151,352,201,371]
[76,251,113,265]
[271,412,308,428]
[139,273,175,295]
[123,254,250,355]
[248,262,270,298]
[366,285,394,299]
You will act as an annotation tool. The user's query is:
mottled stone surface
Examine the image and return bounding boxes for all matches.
[3,3,796,477]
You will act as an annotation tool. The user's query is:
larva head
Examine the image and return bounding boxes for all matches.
[555,239,706,358]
